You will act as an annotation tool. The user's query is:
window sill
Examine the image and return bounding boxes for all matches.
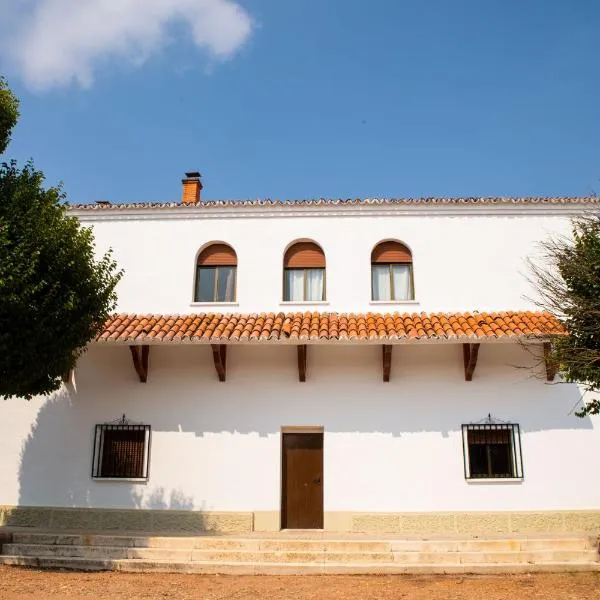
[466,478,523,484]
[190,302,239,307]
[93,478,148,483]
[280,301,330,306]
[369,300,420,305]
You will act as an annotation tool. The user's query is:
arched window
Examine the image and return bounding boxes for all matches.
[195,243,237,302]
[283,241,326,301]
[371,241,414,301]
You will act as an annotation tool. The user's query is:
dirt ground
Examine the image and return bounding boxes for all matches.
[0,567,599,600]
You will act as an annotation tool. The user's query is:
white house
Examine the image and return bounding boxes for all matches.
[1,173,600,536]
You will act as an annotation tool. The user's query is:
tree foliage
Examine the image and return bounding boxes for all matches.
[0,77,19,155]
[530,215,600,416]
[0,79,122,399]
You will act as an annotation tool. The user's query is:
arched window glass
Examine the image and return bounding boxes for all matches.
[195,243,237,302]
[283,242,326,301]
[371,241,414,301]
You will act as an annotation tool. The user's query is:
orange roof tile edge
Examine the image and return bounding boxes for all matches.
[96,311,564,344]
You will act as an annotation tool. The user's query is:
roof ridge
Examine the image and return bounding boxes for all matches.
[68,196,600,210]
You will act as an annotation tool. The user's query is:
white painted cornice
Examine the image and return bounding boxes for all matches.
[70,201,600,222]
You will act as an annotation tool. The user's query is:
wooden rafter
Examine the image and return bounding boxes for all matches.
[211,344,227,382]
[382,345,392,382]
[543,342,558,382]
[462,343,480,381]
[297,345,307,382]
[129,345,149,383]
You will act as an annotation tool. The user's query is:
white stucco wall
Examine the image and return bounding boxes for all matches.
[1,342,598,513]
[3,203,598,518]
[76,204,581,314]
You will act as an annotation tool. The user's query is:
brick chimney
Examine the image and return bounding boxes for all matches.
[181,171,203,205]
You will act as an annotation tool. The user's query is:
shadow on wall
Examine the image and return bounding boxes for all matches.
[16,387,199,511]
[137,486,194,511]
[15,342,593,511]
[67,342,590,436]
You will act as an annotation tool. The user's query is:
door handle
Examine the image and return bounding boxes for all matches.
[313,477,321,485]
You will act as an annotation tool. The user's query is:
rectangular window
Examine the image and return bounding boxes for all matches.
[92,424,151,480]
[196,266,236,302]
[462,424,523,480]
[371,264,413,301]
[284,268,325,301]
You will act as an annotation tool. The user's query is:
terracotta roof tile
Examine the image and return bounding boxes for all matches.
[70,197,600,211]
[96,311,563,345]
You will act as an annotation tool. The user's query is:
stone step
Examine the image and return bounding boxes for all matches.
[4,543,597,565]
[3,544,197,561]
[9,534,390,552]
[9,533,595,554]
[3,544,393,563]
[389,538,595,553]
[1,554,599,575]
[249,540,392,552]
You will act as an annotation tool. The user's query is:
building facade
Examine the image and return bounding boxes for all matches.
[1,177,600,535]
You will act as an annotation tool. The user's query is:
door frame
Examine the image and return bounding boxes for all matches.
[280,426,324,530]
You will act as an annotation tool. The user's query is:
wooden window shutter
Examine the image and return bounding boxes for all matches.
[284,242,325,268]
[371,241,412,264]
[101,429,145,478]
[197,244,237,266]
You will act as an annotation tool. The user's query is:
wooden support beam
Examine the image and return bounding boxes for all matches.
[129,345,149,383]
[382,345,392,382]
[211,344,227,382]
[544,342,558,382]
[297,345,307,382]
[462,343,480,381]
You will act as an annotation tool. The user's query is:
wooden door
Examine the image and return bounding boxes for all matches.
[281,432,324,529]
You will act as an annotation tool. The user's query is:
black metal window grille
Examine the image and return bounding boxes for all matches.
[92,423,151,479]
[461,423,523,480]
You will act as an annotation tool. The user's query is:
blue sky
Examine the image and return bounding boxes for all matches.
[1,0,599,203]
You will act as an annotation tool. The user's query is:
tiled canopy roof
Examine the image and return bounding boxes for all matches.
[97,311,562,345]
[70,197,600,211]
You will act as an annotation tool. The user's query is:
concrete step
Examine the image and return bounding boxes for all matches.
[4,532,597,574]
[1,554,599,575]
[3,543,197,561]
[389,538,595,553]
[9,533,391,553]
[3,542,597,565]
[3,544,393,563]
[9,533,596,554]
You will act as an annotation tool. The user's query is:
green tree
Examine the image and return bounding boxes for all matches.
[530,215,600,416]
[0,77,19,154]
[0,78,122,399]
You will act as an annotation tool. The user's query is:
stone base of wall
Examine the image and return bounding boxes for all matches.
[345,511,600,535]
[0,506,252,533]
[1,506,599,535]
[0,530,13,553]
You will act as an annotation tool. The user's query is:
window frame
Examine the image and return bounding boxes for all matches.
[283,267,326,302]
[461,423,523,481]
[92,423,152,482]
[195,264,237,303]
[371,262,415,301]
